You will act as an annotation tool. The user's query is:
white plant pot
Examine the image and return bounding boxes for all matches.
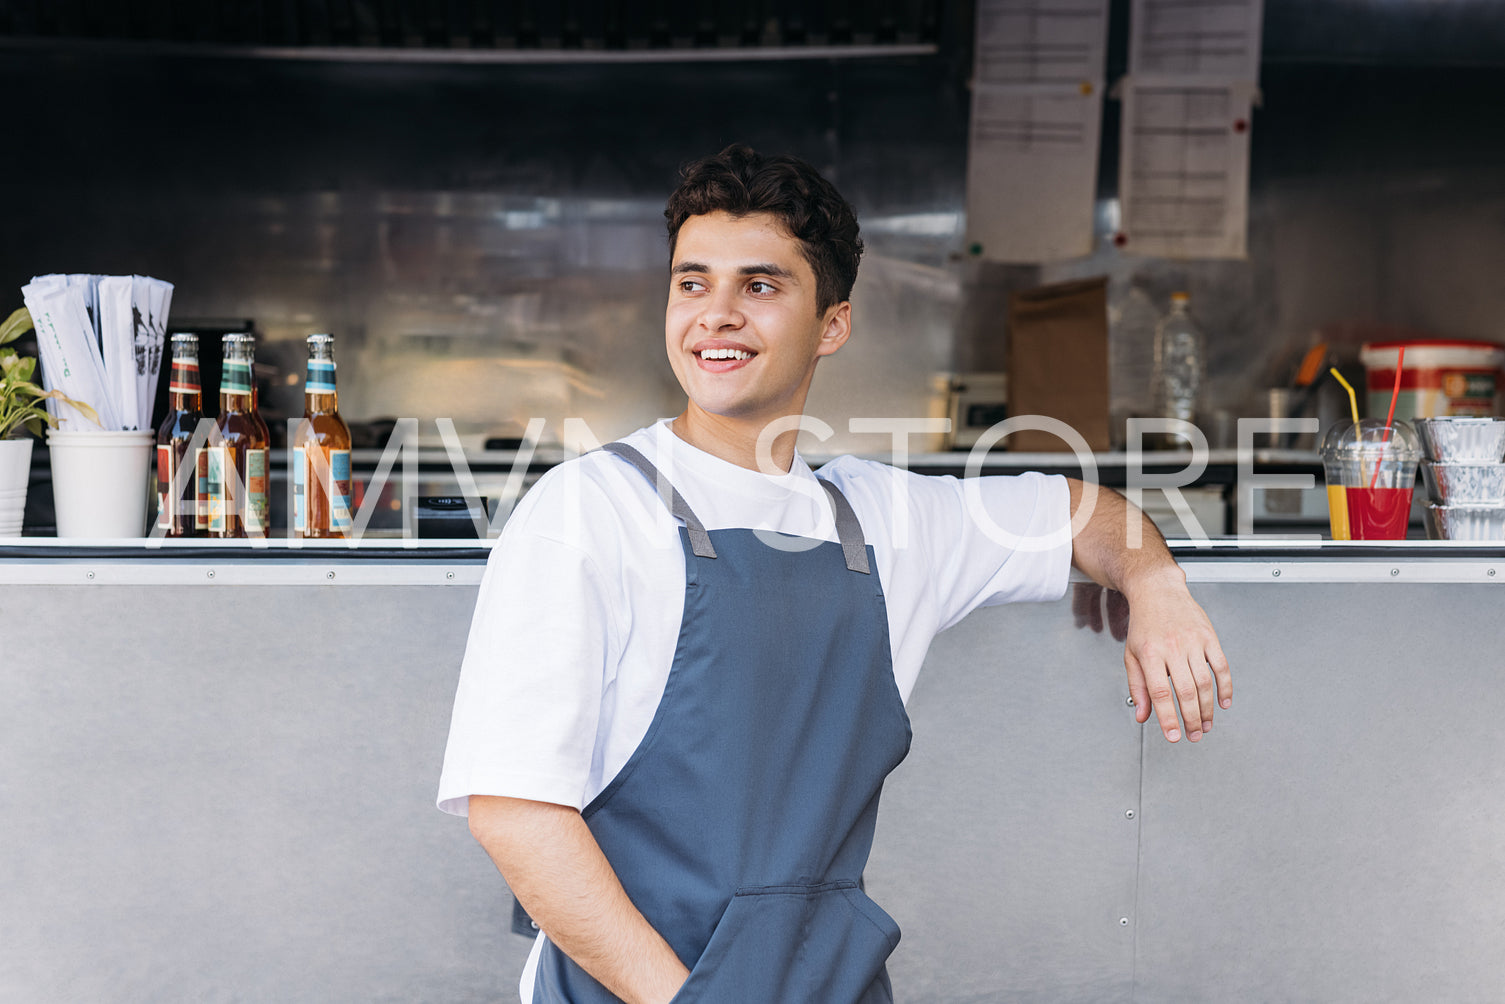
[0,436,32,487]
[0,436,33,536]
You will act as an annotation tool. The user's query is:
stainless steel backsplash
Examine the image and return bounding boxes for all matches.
[4,0,1505,454]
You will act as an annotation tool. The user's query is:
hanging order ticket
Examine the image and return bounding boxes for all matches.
[964,0,1110,263]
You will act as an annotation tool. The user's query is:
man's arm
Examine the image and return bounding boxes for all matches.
[1066,478,1231,743]
[469,795,689,1004]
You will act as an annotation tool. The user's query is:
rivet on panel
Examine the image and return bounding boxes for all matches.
[1119,917,1130,927]
[86,570,95,580]
[1489,569,1496,578]
[446,570,456,580]
[1391,568,1400,577]
[206,569,215,579]
[1125,809,1136,820]
[1271,568,1281,577]
[327,570,336,580]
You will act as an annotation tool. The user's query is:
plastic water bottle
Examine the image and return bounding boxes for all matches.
[1110,285,1160,441]
[1152,291,1205,429]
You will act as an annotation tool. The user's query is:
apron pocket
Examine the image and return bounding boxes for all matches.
[670,881,900,1004]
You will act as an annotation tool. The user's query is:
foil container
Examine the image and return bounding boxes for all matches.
[1421,461,1505,505]
[1414,417,1505,463]
[1424,502,1505,541]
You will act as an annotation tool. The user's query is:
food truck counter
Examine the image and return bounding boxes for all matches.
[2,541,1502,1002]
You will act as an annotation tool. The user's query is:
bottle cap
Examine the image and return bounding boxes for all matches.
[1170,291,1190,305]
[307,333,335,345]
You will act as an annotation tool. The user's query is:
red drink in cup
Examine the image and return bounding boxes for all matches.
[1321,420,1421,540]
[1343,485,1414,539]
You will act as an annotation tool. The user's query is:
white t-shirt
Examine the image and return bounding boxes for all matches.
[438,420,1072,818]
[438,421,1073,1001]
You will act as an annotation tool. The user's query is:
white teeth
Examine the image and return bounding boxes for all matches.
[699,348,752,360]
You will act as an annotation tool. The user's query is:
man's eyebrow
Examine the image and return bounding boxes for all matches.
[739,263,797,280]
[670,261,799,281]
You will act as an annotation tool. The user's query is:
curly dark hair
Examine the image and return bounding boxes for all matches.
[665,144,863,314]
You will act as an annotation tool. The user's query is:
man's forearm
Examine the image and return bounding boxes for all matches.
[468,795,689,1004]
[1065,478,1185,599]
[1064,477,1232,742]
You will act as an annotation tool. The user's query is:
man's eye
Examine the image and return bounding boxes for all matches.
[679,279,705,292]
[748,280,775,294]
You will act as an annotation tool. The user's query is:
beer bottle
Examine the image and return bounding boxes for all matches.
[205,334,261,538]
[241,335,272,536]
[293,333,353,538]
[155,333,204,537]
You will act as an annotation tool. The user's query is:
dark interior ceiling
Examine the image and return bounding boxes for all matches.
[3,1,1504,65]
[0,1,944,50]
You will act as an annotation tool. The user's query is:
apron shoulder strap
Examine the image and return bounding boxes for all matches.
[600,442,869,573]
[600,442,717,559]
[816,478,872,575]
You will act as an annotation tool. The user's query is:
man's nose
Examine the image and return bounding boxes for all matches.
[698,286,743,330]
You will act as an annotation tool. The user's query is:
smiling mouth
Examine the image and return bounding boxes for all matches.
[697,348,755,361]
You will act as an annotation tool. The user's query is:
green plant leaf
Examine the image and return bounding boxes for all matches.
[0,379,101,440]
[1,398,57,439]
[0,307,32,347]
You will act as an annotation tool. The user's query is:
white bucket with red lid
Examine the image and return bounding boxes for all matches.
[1359,339,1505,420]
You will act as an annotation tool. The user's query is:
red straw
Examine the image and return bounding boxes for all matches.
[1370,345,1406,490]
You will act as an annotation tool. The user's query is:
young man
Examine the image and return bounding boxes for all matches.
[439,145,1231,1004]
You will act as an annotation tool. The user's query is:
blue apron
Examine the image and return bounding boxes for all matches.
[532,442,912,1004]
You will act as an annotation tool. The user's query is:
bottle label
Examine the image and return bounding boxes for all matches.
[245,448,269,534]
[156,445,172,530]
[293,446,307,534]
[222,359,253,396]
[195,448,210,530]
[306,359,337,394]
[205,446,234,533]
[159,441,199,532]
[330,449,352,531]
[292,446,353,534]
[169,359,201,395]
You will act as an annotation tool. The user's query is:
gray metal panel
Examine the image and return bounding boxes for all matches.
[7,570,1505,1001]
[0,583,532,1003]
[871,592,1144,1002]
[0,49,967,459]
[1135,582,1505,1004]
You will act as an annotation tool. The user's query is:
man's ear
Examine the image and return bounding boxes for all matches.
[815,301,852,357]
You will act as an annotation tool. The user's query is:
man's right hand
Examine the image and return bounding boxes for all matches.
[468,795,690,1004]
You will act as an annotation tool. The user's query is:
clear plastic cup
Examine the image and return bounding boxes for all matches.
[1320,419,1422,540]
